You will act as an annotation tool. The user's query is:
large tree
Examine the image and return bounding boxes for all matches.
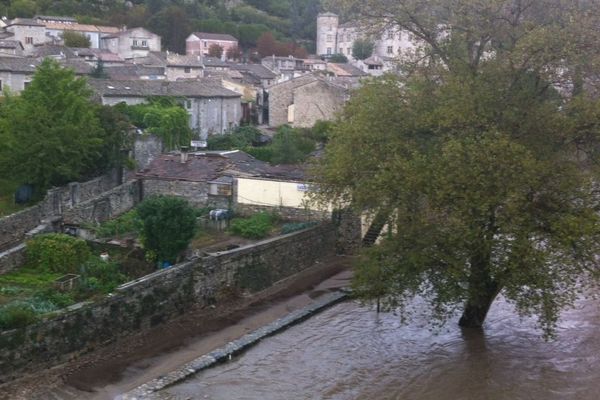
[0,59,104,193]
[315,0,600,336]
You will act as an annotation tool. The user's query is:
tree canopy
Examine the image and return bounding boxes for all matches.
[136,196,197,264]
[62,31,91,48]
[315,0,600,337]
[351,38,374,60]
[0,59,106,193]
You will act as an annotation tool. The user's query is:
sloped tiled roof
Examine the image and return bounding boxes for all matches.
[104,64,165,80]
[190,32,238,42]
[326,62,367,77]
[0,40,22,49]
[231,63,276,80]
[6,18,44,27]
[137,151,305,182]
[88,78,241,98]
[0,57,39,73]
[31,44,75,58]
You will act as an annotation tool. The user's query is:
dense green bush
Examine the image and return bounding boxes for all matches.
[230,212,277,239]
[244,146,274,162]
[79,257,127,294]
[270,125,316,164]
[0,303,37,330]
[26,234,91,274]
[95,209,142,238]
[137,196,197,264]
[207,126,263,150]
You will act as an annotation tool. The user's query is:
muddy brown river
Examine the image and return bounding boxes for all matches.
[164,293,600,400]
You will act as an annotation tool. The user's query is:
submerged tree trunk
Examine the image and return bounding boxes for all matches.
[458,248,500,329]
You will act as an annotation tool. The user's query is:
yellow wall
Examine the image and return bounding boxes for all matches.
[236,177,315,209]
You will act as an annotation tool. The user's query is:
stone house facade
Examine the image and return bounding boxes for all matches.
[100,27,161,60]
[186,32,238,60]
[3,18,47,54]
[266,74,349,127]
[88,79,242,139]
[38,15,120,49]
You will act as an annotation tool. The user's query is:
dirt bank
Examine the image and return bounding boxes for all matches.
[0,255,353,400]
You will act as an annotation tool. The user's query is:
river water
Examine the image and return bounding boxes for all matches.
[164,293,600,400]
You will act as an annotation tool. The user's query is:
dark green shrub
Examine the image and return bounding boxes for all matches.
[0,303,37,330]
[95,209,142,238]
[271,125,316,164]
[207,126,262,150]
[26,234,91,274]
[244,146,274,162]
[33,288,75,309]
[230,212,277,239]
[137,196,197,263]
[79,257,127,294]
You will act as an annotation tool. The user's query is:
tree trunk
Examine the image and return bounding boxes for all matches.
[458,250,500,329]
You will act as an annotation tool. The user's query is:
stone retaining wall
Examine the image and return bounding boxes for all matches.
[0,174,119,252]
[0,224,336,383]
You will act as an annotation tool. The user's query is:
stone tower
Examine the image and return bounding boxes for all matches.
[316,12,339,56]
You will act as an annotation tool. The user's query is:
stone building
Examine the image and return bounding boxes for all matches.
[186,32,238,60]
[266,74,350,127]
[316,12,419,73]
[100,27,161,60]
[133,51,204,81]
[88,78,242,139]
[3,18,47,54]
[36,15,120,49]
[0,40,23,56]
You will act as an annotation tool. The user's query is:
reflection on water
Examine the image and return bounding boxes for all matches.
[165,294,600,400]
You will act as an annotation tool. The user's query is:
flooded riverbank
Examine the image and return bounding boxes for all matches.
[165,293,600,400]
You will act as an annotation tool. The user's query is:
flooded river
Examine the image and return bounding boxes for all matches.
[164,294,600,400]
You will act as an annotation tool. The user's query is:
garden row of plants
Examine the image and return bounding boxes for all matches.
[0,195,319,331]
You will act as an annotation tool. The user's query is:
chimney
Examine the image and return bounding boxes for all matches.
[180,146,189,163]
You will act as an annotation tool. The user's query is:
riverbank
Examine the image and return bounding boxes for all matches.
[0,256,353,400]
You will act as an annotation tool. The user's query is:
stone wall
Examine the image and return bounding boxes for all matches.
[62,180,142,225]
[142,179,230,209]
[0,174,119,252]
[0,224,336,382]
[0,206,43,251]
[234,203,329,222]
[134,135,163,171]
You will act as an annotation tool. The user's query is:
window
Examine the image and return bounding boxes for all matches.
[133,39,138,46]
[327,47,332,55]
[25,37,33,44]
[142,40,147,47]
[24,81,30,88]
[0,80,2,91]
[203,41,208,48]
[387,46,393,54]
[326,34,333,42]
[184,67,191,73]
[185,100,192,109]
[387,30,394,40]
[347,47,351,54]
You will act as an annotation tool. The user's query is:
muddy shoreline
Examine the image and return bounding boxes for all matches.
[0,255,353,400]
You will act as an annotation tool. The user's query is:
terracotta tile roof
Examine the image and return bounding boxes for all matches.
[44,21,120,33]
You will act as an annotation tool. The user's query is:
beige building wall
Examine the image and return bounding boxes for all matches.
[236,178,313,209]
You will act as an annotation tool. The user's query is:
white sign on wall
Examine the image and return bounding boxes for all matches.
[191,140,207,148]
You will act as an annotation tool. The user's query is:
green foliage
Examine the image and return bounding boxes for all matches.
[281,221,318,234]
[79,257,127,294]
[352,39,374,60]
[62,31,91,47]
[244,146,274,162]
[207,125,262,150]
[94,210,142,238]
[208,43,224,58]
[230,212,277,239]
[0,59,104,193]
[137,196,197,263]
[26,234,91,274]
[117,99,192,150]
[0,303,37,330]
[329,53,349,63]
[316,0,600,336]
[270,125,315,164]
[0,268,62,289]
[33,288,75,309]
[90,60,108,79]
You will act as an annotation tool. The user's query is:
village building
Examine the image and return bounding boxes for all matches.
[2,18,48,54]
[186,32,238,60]
[100,27,161,60]
[266,74,351,128]
[316,12,419,75]
[36,15,120,49]
[132,51,204,81]
[261,56,310,83]
[88,79,242,139]
[0,40,23,56]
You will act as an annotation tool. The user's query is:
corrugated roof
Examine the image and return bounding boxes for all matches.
[190,32,238,42]
[88,78,242,98]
